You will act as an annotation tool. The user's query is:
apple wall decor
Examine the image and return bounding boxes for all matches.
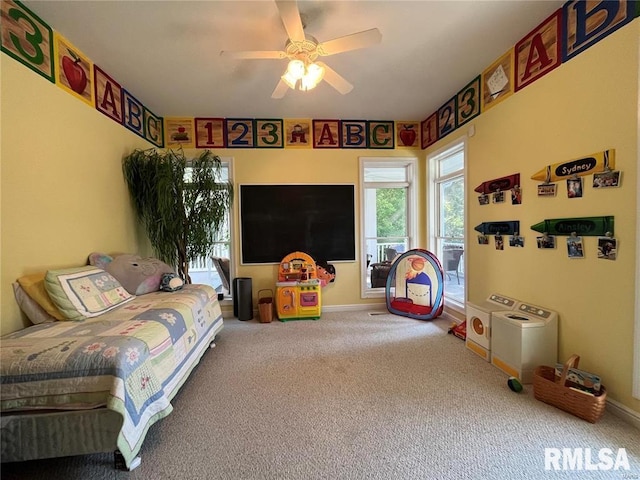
[396,121,419,148]
[53,32,94,106]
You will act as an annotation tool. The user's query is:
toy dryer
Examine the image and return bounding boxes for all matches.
[465,294,520,362]
[276,251,321,321]
[385,249,444,320]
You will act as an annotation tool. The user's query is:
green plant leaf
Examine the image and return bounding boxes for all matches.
[122,148,233,282]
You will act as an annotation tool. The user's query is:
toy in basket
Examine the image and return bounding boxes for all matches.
[533,354,607,423]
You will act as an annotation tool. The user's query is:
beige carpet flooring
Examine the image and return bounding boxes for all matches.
[2,310,639,479]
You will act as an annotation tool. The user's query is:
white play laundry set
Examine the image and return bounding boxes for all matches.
[466,293,558,384]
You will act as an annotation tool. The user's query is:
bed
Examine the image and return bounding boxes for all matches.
[1,281,223,469]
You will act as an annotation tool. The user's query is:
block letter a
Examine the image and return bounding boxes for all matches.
[522,33,552,82]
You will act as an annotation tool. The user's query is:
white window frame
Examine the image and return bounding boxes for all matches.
[428,139,467,311]
[219,157,235,289]
[635,126,640,399]
[359,157,418,298]
[212,157,235,300]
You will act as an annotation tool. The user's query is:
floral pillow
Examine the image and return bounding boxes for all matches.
[44,266,133,320]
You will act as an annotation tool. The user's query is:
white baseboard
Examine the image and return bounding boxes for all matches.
[606,398,640,430]
[440,310,461,324]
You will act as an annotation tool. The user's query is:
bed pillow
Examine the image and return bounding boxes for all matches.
[44,266,134,320]
[12,282,57,325]
[88,252,176,295]
[16,272,66,321]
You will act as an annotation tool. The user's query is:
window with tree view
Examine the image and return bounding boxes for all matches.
[186,159,233,298]
[361,158,416,296]
[429,142,465,307]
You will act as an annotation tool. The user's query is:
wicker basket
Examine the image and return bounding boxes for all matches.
[257,289,274,323]
[533,354,606,423]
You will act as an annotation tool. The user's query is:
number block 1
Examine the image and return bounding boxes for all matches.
[195,118,226,148]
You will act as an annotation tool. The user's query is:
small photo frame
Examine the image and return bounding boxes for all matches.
[567,178,583,198]
[597,237,617,260]
[593,171,621,188]
[509,235,524,247]
[478,234,489,245]
[492,191,505,203]
[537,184,557,197]
[537,235,555,249]
[511,186,522,205]
[478,194,490,205]
[567,236,584,258]
[495,235,504,250]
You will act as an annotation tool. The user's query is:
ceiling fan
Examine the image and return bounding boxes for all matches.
[220,0,382,99]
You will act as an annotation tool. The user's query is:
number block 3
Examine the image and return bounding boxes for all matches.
[1,0,54,82]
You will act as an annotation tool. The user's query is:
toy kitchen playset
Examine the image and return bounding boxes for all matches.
[276,251,322,321]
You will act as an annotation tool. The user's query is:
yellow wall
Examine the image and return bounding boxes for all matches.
[178,147,424,315]
[0,53,420,334]
[1,19,637,413]
[426,20,639,412]
[1,55,153,333]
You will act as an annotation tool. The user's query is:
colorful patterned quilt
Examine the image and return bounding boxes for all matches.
[0,284,223,467]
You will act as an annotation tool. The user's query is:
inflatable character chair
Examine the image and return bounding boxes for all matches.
[385,249,444,320]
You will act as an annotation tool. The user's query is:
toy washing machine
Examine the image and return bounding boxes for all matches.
[491,302,558,384]
[465,294,519,361]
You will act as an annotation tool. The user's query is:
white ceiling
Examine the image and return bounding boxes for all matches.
[24,0,564,121]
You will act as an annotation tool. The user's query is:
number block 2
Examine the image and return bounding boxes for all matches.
[437,97,457,139]
[225,119,254,148]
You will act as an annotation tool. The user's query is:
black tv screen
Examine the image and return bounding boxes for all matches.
[240,184,356,264]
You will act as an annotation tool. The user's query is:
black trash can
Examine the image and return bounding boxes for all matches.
[233,277,253,321]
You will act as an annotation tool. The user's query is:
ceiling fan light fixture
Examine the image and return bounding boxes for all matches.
[286,59,305,80]
[225,2,382,99]
[300,62,325,91]
[281,70,299,90]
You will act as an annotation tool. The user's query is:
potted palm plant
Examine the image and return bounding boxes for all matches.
[122,147,233,282]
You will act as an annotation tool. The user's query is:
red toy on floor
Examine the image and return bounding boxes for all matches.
[448,320,467,341]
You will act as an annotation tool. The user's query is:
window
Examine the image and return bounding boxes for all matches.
[187,158,234,298]
[429,141,465,308]
[360,157,417,297]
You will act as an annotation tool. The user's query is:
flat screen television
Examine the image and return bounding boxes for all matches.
[240,184,356,264]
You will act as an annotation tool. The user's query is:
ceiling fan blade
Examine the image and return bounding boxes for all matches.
[271,77,290,99]
[275,0,305,43]
[317,28,382,56]
[317,62,353,95]
[220,50,286,60]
